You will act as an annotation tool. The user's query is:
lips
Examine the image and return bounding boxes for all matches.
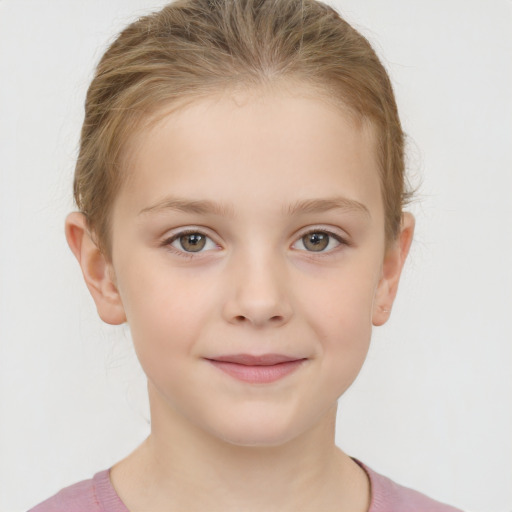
[206,354,307,383]
[209,353,302,365]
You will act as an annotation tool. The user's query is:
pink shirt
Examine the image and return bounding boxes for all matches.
[29,460,463,511]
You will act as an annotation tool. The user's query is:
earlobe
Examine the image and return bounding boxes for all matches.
[372,212,415,326]
[65,212,126,325]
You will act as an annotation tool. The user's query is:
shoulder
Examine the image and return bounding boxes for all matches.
[28,469,128,512]
[354,460,464,512]
[28,474,99,512]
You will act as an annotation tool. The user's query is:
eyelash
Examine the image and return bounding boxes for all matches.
[161,229,218,260]
[295,228,348,254]
[161,227,349,259]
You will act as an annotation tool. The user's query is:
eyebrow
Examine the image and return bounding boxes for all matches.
[139,197,235,217]
[139,195,370,218]
[284,197,371,218]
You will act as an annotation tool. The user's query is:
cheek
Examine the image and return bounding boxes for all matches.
[298,262,379,385]
[116,264,218,372]
[300,258,379,332]
[320,287,373,369]
[120,255,216,323]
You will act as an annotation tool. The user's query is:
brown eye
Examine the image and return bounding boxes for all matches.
[179,233,207,252]
[302,232,329,252]
[293,230,344,253]
[166,230,218,256]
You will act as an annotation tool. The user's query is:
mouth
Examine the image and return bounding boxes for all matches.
[205,354,307,384]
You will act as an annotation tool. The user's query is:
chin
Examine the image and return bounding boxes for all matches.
[204,410,311,449]
[217,429,300,448]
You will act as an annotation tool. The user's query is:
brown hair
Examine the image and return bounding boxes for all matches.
[75,0,410,259]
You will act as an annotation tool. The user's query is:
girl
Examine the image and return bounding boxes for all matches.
[29,0,463,510]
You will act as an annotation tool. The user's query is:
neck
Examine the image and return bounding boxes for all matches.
[111,386,370,512]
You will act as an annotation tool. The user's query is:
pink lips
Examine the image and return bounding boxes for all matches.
[206,354,307,383]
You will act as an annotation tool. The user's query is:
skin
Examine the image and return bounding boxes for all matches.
[66,85,414,512]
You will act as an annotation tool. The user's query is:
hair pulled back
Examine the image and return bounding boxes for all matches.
[75,0,409,258]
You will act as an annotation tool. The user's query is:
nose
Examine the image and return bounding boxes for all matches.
[222,250,293,328]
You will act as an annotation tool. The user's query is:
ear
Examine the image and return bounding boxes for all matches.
[372,212,415,326]
[65,212,127,325]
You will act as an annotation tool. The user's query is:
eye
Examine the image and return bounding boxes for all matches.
[292,230,344,253]
[164,230,218,254]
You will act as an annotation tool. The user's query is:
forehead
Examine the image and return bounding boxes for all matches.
[116,86,383,221]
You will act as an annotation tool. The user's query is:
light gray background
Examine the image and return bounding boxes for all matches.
[1,1,511,511]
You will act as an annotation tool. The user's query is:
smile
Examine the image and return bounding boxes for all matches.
[206,354,307,384]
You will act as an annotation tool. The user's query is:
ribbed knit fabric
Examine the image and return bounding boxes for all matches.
[29,460,463,511]
[29,470,128,512]
[354,460,463,512]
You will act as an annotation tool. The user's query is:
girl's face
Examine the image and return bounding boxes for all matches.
[87,87,410,446]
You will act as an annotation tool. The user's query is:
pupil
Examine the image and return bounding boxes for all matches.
[304,232,328,252]
[180,233,206,252]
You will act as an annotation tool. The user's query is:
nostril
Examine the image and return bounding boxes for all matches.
[233,314,282,325]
